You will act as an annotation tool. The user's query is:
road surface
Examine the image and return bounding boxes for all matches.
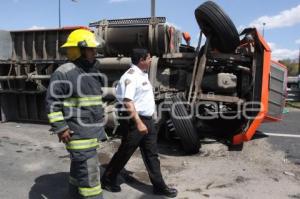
[0,109,299,199]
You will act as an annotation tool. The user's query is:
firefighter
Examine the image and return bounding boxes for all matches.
[101,48,178,198]
[46,29,106,199]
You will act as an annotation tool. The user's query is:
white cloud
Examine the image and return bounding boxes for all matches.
[27,25,45,30]
[249,4,300,30]
[109,0,129,3]
[165,21,181,30]
[296,39,300,45]
[268,42,298,61]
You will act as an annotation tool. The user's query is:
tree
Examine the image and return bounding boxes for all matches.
[278,59,299,76]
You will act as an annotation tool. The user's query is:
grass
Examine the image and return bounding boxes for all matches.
[286,102,300,109]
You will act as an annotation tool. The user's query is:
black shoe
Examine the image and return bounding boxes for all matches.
[153,186,178,198]
[101,176,121,192]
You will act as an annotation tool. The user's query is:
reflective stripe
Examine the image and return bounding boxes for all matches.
[66,96,102,101]
[66,138,99,150]
[64,101,102,107]
[79,185,102,197]
[47,111,64,123]
[64,96,102,107]
[69,176,78,186]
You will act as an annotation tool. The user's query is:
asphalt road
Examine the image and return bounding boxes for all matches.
[259,107,300,165]
[0,123,164,199]
[0,108,299,199]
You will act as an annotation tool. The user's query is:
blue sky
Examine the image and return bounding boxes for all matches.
[1,0,299,61]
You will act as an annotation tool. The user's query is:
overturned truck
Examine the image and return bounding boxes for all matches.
[0,1,287,153]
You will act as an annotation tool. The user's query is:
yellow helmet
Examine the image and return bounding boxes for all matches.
[61,29,99,48]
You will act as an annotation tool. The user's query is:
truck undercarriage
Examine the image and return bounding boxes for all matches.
[0,1,287,154]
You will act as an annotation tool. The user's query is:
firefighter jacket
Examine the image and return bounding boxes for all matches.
[46,58,106,144]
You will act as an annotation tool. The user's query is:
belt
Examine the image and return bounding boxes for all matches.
[117,110,152,120]
[139,115,152,120]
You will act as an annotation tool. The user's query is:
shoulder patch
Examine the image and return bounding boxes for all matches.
[125,79,132,86]
[127,68,135,74]
[56,62,76,74]
[142,82,148,86]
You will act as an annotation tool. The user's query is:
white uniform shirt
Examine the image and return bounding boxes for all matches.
[116,64,155,117]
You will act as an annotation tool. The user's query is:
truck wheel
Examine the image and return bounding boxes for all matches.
[195,1,240,53]
[169,96,200,154]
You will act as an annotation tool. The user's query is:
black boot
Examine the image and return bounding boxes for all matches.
[153,186,178,198]
[101,175,121,192]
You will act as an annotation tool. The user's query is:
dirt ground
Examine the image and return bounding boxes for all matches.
[100,137,300,199]
[0,122,299,199]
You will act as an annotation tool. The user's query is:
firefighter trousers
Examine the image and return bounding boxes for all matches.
[103,116,166,188]
[68,147,103,199]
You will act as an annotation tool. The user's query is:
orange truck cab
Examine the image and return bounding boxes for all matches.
[232,30,287,145]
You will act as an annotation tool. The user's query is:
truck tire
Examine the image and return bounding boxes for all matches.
[195,1,240,53]
[169,96,200,154]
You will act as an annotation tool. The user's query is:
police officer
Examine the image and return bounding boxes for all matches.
[101,48,178,198]
[46,29,105,199]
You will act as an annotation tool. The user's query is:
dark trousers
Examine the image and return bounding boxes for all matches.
[103,116,166,188]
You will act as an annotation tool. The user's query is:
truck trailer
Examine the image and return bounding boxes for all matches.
[0,1,287,154]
